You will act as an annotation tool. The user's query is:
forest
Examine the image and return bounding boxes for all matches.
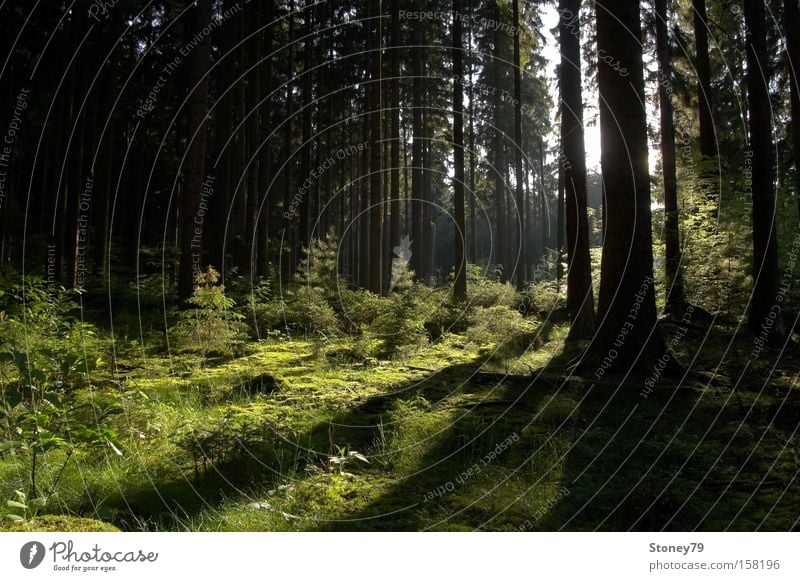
[0,0,798,532]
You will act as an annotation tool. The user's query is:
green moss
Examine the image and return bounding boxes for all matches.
[0,515,120,532]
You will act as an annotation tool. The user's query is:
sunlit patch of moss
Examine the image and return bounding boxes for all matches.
[0,515,120,532]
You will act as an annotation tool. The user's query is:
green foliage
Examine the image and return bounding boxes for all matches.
[296,232,343,298]
[0,279,104,388]
[169,267,250,357]
[0,514,120,532]
[2,489,46,523]
[175,406,281,482]
[367,284,428,358]
[521,279,565,315]
[464,264,518,309]
[466,305,539,365]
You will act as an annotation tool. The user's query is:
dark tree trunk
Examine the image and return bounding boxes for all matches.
[208,0,234,271]
[693,0,717,159]
[244,3,262,274]
[556,140,565,289]
[452,0,467,300]
[467,21,477,265]
[559,0,595,340]
[359,111,370,288]
[368,0,383,294]
[784,0,800,220]
[257,1,275,277]
[656,0,685,313]
[411,0,424,279]
[512,0,525,291]
[538,136,548,262]
[389,0,401,266]
[492,0,508,280]
[178,0,212,300]
[744,0,785,338]
[298,2,313,254]
[282,0,296,279]
[582,0,666,373]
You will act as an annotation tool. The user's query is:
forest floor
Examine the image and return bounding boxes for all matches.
[1,314,798,531]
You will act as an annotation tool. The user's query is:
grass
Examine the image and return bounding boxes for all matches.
[1,315,798,532]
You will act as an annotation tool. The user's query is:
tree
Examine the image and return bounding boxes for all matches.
[692,0,717,160]
[452,0,467,300]
[389,0,401,272]
[582,0,666,373]
[282,0,296,279]
[784,0,800,220]
[411,0,425,279]
[559,0,595,340]
[744,0,785,338]
[179,0,212,300]
[512,0,525,291]
[656,0,685,312]
[367,0,383,294]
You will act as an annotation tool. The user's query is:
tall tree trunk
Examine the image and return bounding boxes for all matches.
[582,0,666,373]
[368,0,383,294]
[452,0,467,300]
[359,110,370,288]
[298,2,313,254]
[389,0,401,264]
[556,140,565,289]
[492,0,508,280]
[693,0,717,160]
[411,0,424,279]
[244,3,262,274]
[560,0,595,340]
[538,136,548,262]
[744,0,785,338]
[178,0,212,300]
[257,1,275,277]
[467,20,477,265]
[784,0,800,220]
[282,0,295,279]
[512,0,525,291]
[208,0,234,271]
[656,0,685,313]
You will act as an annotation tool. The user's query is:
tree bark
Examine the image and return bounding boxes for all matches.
[282,0,296,279]
[512,0,525,291]
[411,0,424,279]
[656,0,685,313]
[452,0,467,300]
[559,0,595,341]
[784,0,800,220]
[744,0,785,338]
[368,0,383,294]
[178,0,212,300]
[693,0,717,160]
[582,0,666,374]
[389,0,401,268]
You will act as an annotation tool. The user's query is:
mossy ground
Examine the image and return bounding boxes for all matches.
[0,317,798,531]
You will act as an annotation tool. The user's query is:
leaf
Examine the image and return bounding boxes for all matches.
[0,441,20,453]
[348,451,370,464]
[4,513,24,522]
[28,498,47,510]
[107,440,123,456]
[6,500,27,509]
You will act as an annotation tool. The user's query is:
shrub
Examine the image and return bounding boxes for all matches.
[336,289,392,333]
[521,279,564,315]
[466,305,538,352]
[464,264,518,309]
[169,267,250,357]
